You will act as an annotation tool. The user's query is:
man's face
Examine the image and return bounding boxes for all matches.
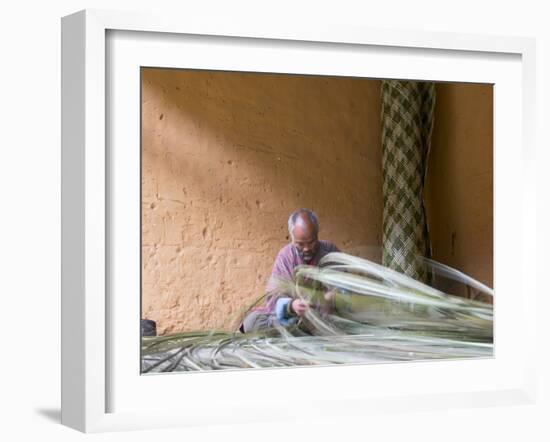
[292,222,319,263]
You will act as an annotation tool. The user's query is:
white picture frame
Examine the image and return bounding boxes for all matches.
[61,9,537,433]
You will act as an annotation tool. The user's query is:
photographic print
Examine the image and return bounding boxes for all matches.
[139,68,493,373]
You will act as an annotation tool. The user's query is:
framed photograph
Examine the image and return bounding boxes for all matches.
[61,9,536,433]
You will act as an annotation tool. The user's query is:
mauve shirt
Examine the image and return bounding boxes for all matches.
[263,240,339,312]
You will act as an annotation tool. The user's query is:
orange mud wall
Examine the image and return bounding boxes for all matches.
[141,69,383,334]
[141,70,493,335]
[425,83,493,290]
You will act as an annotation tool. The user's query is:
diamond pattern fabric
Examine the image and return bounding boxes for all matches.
[380,80,435,282]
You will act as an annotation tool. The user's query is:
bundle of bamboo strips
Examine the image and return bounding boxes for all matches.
[141,252,493,373]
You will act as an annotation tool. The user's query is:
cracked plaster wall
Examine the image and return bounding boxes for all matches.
[141,69,383,334]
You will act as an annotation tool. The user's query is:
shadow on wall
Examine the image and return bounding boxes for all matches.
[425,83,493,289]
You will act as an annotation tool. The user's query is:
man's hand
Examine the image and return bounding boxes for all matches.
[291,299,309,317]
[324,290,337,303]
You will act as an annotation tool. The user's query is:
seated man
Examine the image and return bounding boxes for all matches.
[240,208,339,333]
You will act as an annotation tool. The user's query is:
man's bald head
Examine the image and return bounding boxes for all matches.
[288,209,319,239]
[293,212,316,237]
[288,209,320,263]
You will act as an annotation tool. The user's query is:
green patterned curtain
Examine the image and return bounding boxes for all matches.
[380,80,435,282]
